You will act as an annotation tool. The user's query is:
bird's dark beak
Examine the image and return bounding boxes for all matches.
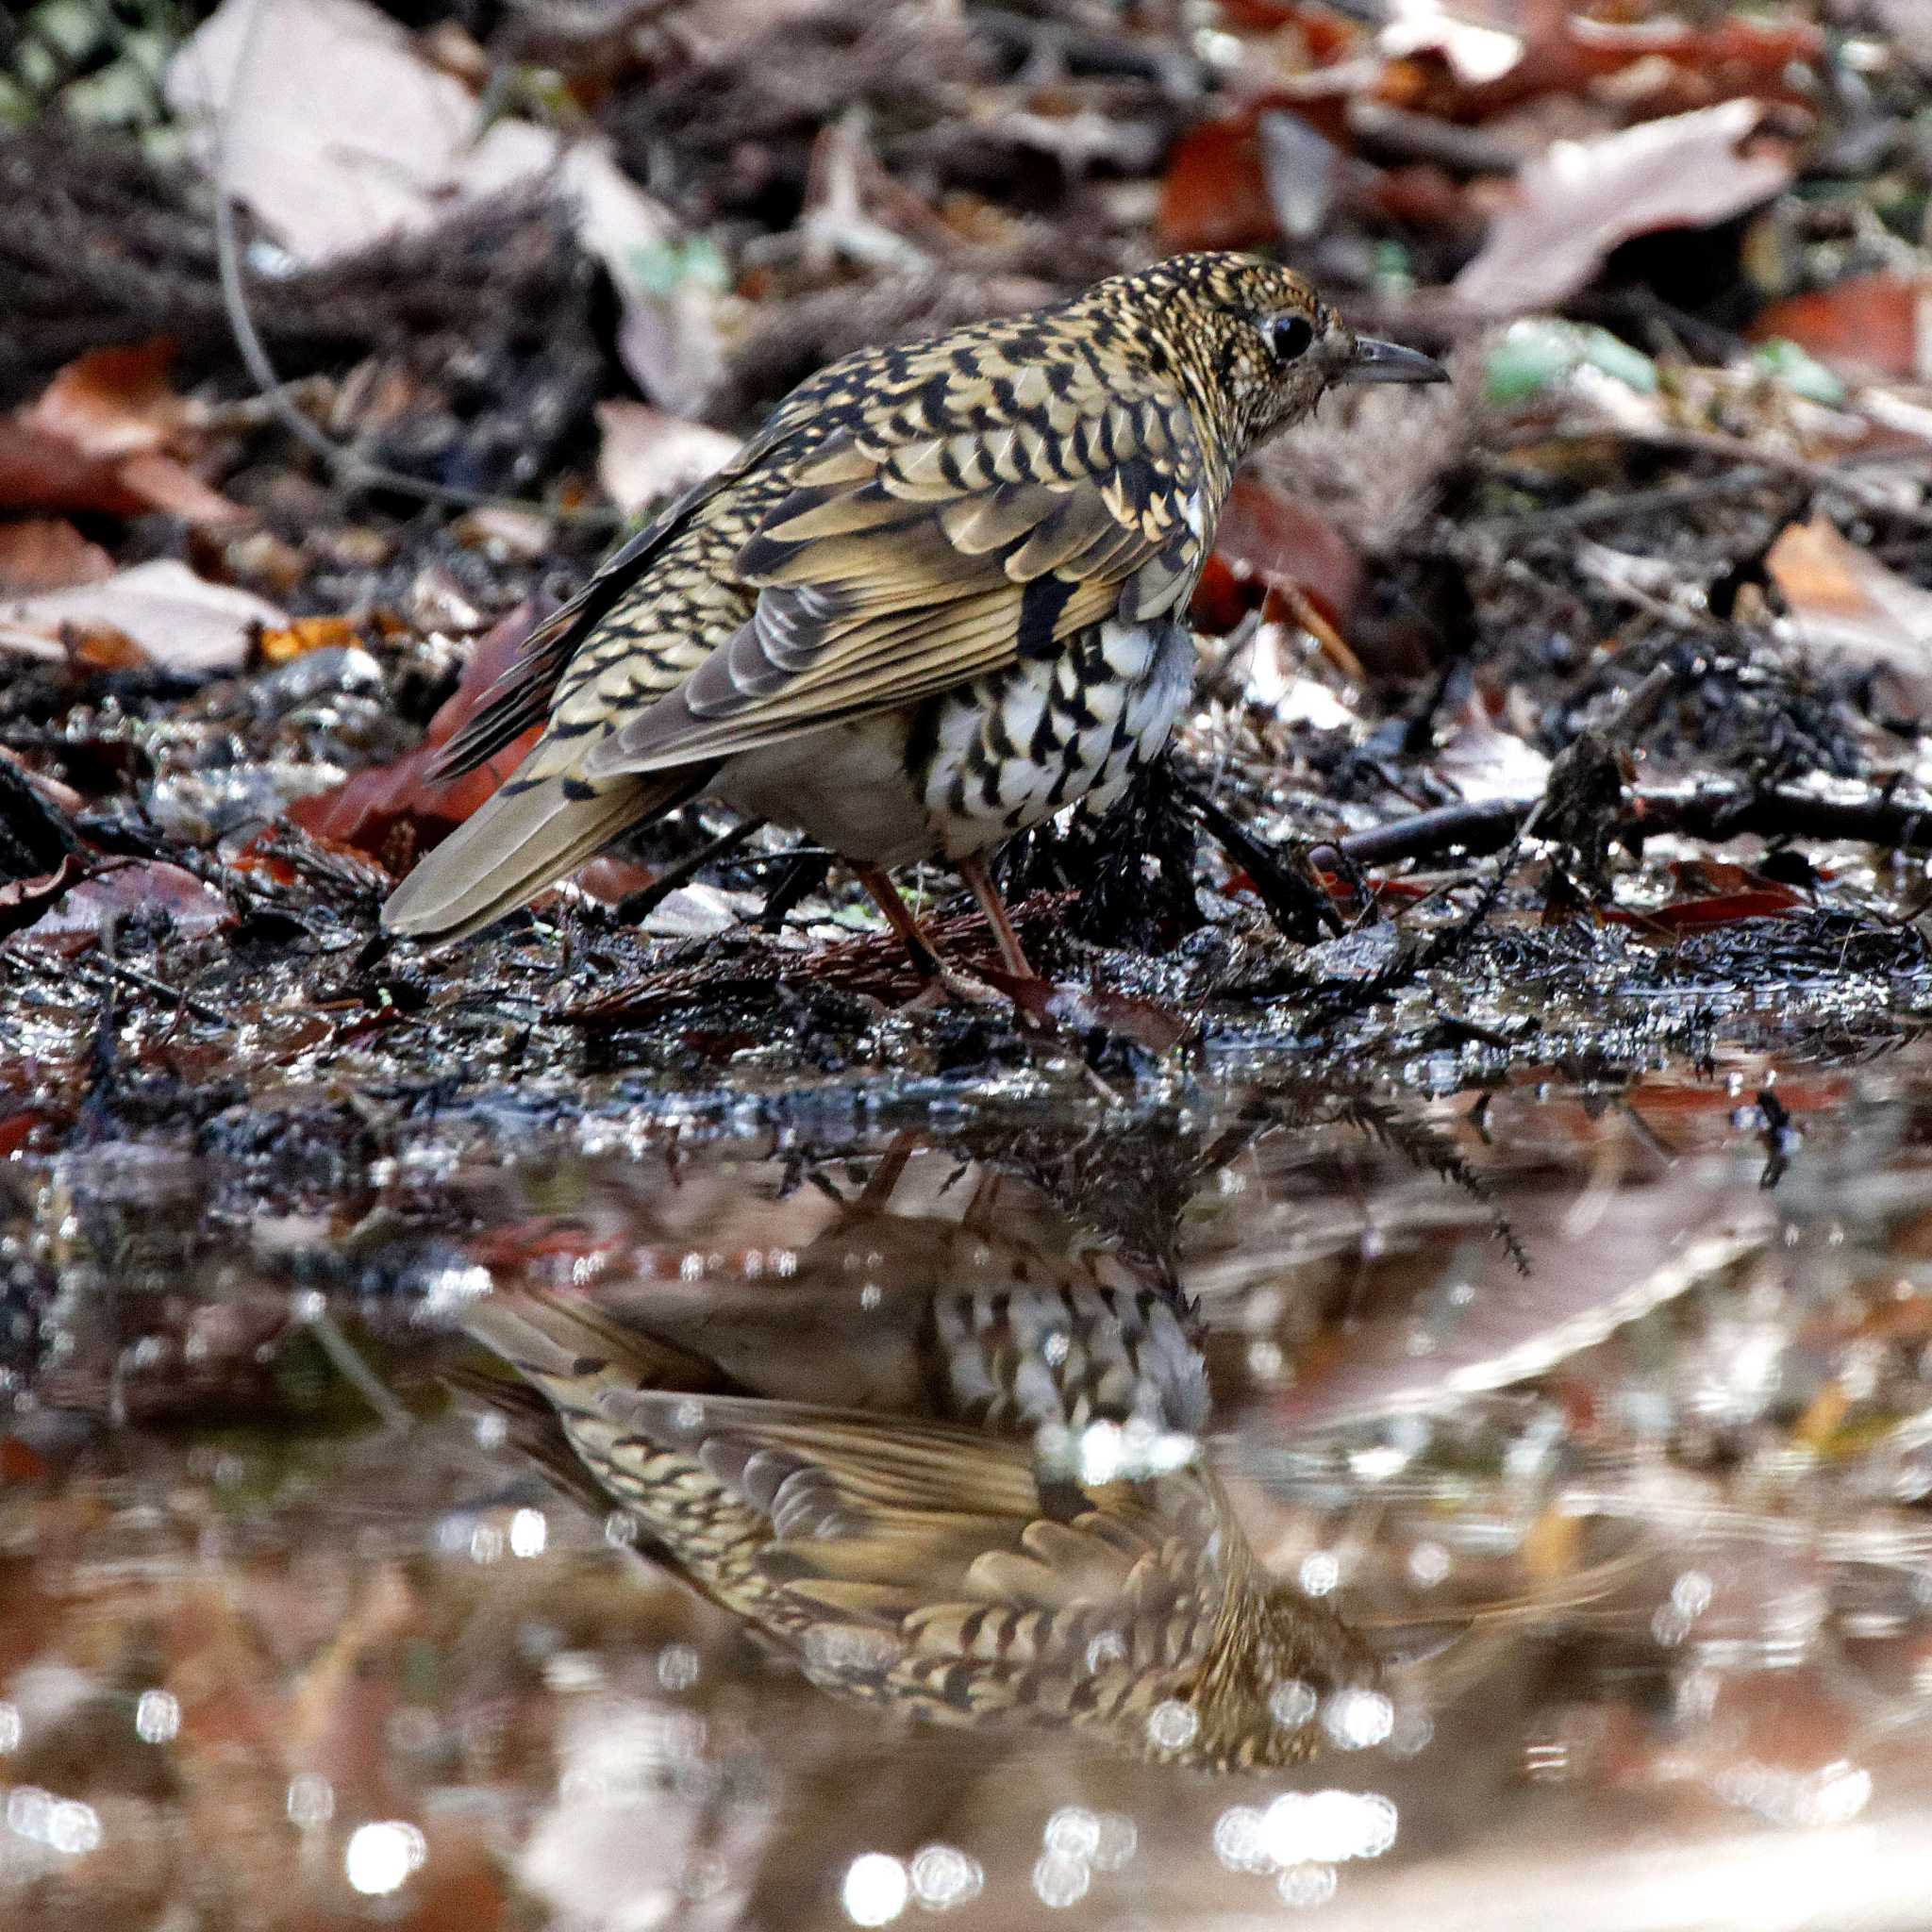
[1342,337,1449,386]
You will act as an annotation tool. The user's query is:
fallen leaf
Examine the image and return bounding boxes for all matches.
[168,0,725,413]
[0,520,114,594]
[0,855,86,939]
[1766,516,1932,707]
[1434,693,1553,804]
[1455,100,1794,314]
[25,341,183,458]
[1155,117,1279,254]
[594,403,739,517]
[1276,1175,1773,1430]
[165,0,559,264]
[18,859,231,949]
[0,421,152,518]
[1208,475,1362,628]
[1750,274,1932,383]
[111,451,246,527]
[0,560,287,675]
[1414,11,1823,122]
[258,615,361,664]
[1606,861,1805,934]
[288,605,543,866]
[0,343,242,527]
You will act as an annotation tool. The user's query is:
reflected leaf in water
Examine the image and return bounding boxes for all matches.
[460,1185,1375,1772]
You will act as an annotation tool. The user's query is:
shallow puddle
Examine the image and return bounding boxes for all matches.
[6,1045,1932,1929]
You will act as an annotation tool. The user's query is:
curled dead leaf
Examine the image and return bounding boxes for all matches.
[1455,100,1794,314]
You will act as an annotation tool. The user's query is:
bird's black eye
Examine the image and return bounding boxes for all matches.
[1268,315,1315,361]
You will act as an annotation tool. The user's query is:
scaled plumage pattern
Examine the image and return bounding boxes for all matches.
[460,1195,1376,1769]
[382,252,1446,967]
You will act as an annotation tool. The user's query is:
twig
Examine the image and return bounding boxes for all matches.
[611,818,767,923]
[1324,779,1932,874]
[1496,424,1932,531]
[206,0,620,526]
[1475,464,1783,533]
[303,1301,414,1434]
[1,941,237,1031]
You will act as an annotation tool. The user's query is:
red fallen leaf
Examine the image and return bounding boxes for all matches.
[574,855,658,907]
[1312,870,1433,905]
[1662,859,1803,899]
[1207,475,1362,627]
[1189,555,1249,635]
[1750,274,1930,381]
[1156,116,1278,254]
[1417,12,1824,122]
[1612,891,1803,933]
[1605,862,1805,934]
[0,517,114,593]
[288,604,544,867]
[0,420,153,517]
[0,1434,51,1482]
[0,340,244,526]
[1223,866,1430,912]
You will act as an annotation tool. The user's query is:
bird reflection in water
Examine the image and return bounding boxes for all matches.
[460,1144,1378,1773]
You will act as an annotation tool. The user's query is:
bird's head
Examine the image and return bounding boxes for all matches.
[1119,252,1448,455]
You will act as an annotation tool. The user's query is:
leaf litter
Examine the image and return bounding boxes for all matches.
[4,4,1932,1927]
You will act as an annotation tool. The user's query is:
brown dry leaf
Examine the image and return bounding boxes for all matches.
[0,343,242,527]
[1454,99,1793,314]
[168,0,723,412]
[1751,274,1932,382]
[258,614,360,664]
[594,402,739,517]
[1,560,287,676]
[19,859,231,950]
[0,519,114,594]
[25,341,182,458]
[1766,516,1932,707]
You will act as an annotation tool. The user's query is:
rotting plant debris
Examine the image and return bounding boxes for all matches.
[1,0,1931,1193]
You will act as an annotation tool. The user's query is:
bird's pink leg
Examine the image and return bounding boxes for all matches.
[958,856,1038,981]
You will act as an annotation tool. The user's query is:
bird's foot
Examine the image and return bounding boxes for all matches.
[902,961,1016,1014]
[1037,980,1197,1054]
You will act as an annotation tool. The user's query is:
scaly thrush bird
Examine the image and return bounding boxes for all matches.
[383,252,1446,974]
[458,1169,1377,1770]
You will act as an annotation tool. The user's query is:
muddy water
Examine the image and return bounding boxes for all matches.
[5,1048,1932,1931]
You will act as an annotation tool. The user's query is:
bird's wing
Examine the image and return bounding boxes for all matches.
[581,333,1210,777]
[430,452,759,779]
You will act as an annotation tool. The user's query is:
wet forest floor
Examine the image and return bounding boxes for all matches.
[6,7,1932,1925]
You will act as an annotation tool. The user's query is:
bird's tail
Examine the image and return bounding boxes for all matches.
[462,1288,725,1410]
[380,765,709,945]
